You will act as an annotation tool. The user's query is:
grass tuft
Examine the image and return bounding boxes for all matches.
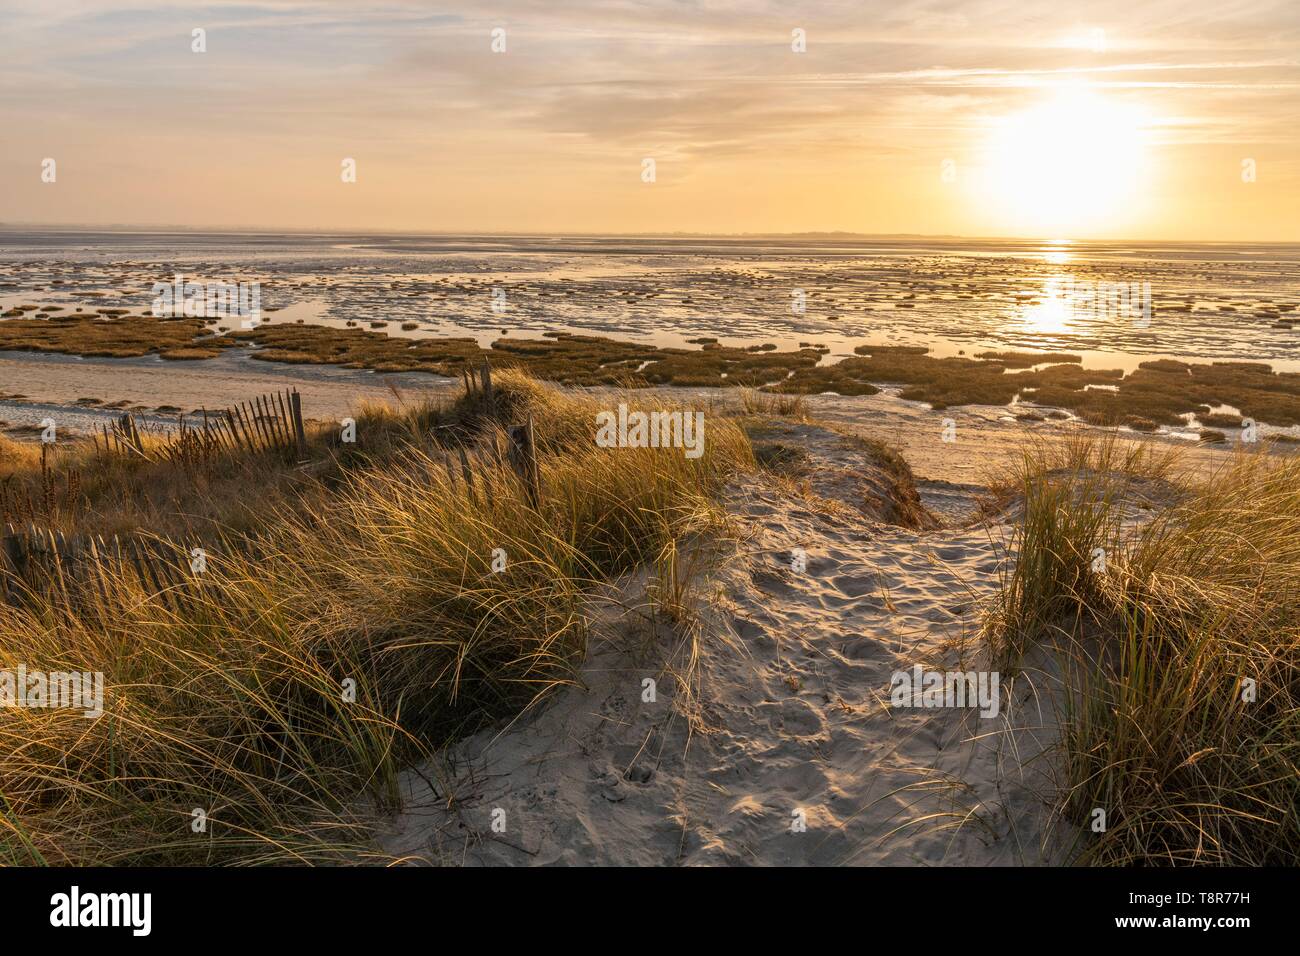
[985,436,1300,865]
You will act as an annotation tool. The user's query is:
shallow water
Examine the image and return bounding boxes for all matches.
[2,229,1299,374]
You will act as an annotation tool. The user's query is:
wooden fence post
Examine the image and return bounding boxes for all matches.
[507,414,541,509]
[289,390,307,458]
[118,413,146,457]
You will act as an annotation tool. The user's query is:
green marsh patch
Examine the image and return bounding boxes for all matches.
[6,313,1300,427]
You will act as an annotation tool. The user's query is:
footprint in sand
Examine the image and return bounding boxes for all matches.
[760,697,826,737]
[830,572,886,599]
[750,568,800,594]
[837,636,891,662]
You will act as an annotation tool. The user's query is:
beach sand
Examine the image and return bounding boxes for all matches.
[0,349,456,435]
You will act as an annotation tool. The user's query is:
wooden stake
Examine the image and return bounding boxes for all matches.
[289,390,307,458]
[508,415,541,509]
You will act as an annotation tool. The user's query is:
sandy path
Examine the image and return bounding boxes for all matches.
[379,423,1066,866]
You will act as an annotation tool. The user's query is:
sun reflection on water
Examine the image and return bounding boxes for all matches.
[1018,275,1074,336]
[1043,240,1072,266]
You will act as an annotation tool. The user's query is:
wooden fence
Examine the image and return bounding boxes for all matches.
[0,365,547,611]
[462,358,495,408]
[0,523,208,612]
[456,360,541,508]
[93,388,308,464]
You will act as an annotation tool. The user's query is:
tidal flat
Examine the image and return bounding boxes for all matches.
[3,232,1300,440]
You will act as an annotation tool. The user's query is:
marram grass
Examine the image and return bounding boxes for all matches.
[0,371,752,865]
[986,435,1300,865]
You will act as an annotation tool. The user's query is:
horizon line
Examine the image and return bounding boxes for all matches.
[2,222,1299,246]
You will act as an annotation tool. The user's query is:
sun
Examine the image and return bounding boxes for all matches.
[979,88,1151,236]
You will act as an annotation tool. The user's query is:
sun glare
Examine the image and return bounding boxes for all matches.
[981,89,1151,236]
[1019,277,1075,336]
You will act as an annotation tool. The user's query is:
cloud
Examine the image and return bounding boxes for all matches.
[1,0,1297,235]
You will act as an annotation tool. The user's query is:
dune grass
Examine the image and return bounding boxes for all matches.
[985,434,1300,865]
[0,371,752,864]
[738,387,808,420]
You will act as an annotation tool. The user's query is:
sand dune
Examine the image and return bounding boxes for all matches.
[380,421,1070,865]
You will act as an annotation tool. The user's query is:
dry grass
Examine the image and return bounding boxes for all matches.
[985,435,1300,865]
[738,388,808,419]
[0,370,752,864]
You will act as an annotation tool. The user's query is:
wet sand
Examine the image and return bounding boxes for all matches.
[0,349,457,433]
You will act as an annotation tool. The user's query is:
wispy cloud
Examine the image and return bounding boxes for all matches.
[1,0,1296,237]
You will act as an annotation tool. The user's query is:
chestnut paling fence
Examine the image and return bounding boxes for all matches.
[94,387,308,463]
[1,366,543,611]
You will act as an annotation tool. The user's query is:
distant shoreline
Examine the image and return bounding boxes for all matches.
[4,225,1300,247]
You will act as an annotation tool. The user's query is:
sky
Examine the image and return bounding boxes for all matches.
[2,0,1298,240]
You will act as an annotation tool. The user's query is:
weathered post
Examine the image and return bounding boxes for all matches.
[507,414,541,509]
[289,389,308,458]
[481,358,494,410]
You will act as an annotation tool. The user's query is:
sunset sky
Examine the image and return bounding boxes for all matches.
[2,0,1298,240]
